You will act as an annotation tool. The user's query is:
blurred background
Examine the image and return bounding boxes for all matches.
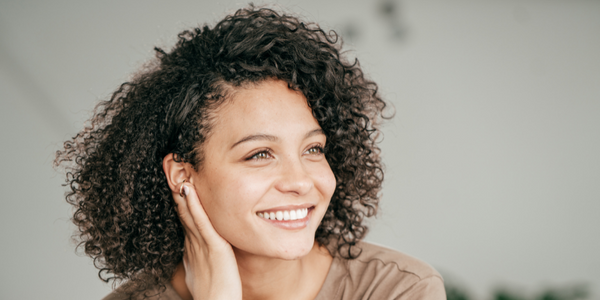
[1,0,598,299]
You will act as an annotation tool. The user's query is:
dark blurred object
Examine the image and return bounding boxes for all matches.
[445,281,590,300]
[494,284,589,300]
[494,290,527,300]
[338,0,408,44]
[377,0,407,40]
[445,281,472,300]
[340,21,360,43]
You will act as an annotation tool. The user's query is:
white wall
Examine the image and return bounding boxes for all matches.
[1,1,598,299]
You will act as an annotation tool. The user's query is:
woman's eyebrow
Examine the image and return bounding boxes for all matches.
[231,129,324,150]
[231,134,278,149]
[305,128,325,139]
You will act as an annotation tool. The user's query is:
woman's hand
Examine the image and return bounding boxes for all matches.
[173,182,242,300]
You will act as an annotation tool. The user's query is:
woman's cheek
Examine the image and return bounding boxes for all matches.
[222,172,272,209]
[316,163,336,200]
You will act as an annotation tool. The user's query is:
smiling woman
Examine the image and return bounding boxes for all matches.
[165,80,336,261]
[55,5,445,300]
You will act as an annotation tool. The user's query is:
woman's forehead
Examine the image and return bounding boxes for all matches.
[205,80,321,145]
[214,80,309,120]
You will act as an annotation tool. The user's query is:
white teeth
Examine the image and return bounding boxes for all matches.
[257,208,311,221]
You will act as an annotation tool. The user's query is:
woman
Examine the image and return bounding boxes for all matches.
[56,6,445,300]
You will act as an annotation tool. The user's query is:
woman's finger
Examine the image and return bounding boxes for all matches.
[173,183,242,300]
[179,182,229,246]
[172,183,201,238]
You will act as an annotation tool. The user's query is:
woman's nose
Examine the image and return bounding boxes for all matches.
[274,157,314,196]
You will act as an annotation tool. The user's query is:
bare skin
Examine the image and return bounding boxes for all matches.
[163,80,335,300]
[166,183,332,300]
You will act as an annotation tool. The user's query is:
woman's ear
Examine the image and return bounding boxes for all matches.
[162,153,191,193]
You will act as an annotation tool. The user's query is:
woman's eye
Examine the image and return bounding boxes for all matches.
[248,150,272,160]
[305,145,324,155]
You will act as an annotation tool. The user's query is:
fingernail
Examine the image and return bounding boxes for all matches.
[183,185,190,196]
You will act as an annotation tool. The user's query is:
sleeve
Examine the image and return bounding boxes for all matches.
[395,276,447,300]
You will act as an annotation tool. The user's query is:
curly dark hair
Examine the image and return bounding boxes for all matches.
[56,5,388,293]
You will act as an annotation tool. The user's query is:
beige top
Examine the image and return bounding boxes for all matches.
[103,241,446,300]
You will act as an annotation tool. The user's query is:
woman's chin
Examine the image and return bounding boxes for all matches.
[273,242,315,260]
[233,237,316,261]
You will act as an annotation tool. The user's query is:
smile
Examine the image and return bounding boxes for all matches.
[257,208,309,221]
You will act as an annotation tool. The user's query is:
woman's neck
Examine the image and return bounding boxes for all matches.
[170,242,333,300]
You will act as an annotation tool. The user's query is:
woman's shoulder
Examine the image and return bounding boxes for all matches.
[352,241,442,279]
[317,241,446,300]
[101,281,183,300]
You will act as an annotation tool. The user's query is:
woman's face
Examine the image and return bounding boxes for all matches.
[190,79,336,260]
